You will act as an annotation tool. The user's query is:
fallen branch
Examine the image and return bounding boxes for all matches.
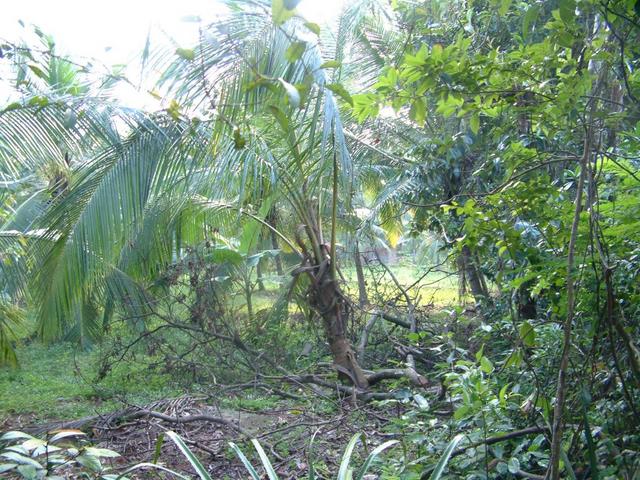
[120,410,250,437]
[450,426,548,458]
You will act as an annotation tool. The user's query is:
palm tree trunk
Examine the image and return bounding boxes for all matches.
[312,269,369,389]
[460,245,488,303]
[256,258,266,291]
[268,208,284,276]
[353,240,368,306]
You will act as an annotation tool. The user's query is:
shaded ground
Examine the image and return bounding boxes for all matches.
[3,395,396,479]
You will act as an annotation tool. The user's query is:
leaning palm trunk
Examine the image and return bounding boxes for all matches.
[296,216,369,389]
[311,266,369,389]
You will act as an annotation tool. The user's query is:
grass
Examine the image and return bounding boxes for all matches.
[341,260,461,306]
[0,341,180,423]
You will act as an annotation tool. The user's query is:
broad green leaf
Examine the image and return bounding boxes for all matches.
[0,464,18,474]
[409,97,426,126]
[285,41,306,63]
[76,454,102,472]
[414,394,429,410]
[305,22,321,35]
[84,447,120,458]
[17,464,38,479]
[175,48,195,61]
[0,432,34,441]
[279,78,301,108]
[522,4,540,40]
[207,246,243,265]
[272,0,296,25]
[320,60,341,69]
[508,457,520,474]
[0,452,42,469]
[326,83,354,106]
[49,430,86,443]
[480,356,494,374]
[519,321,536,347]
[559,0,576,24]
[470,113,480,134]
[268,105,290,131]
[499,0,511,15]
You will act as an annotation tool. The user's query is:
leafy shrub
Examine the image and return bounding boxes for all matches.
[0,429,121,479]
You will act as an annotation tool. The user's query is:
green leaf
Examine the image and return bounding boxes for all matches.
[285,41,306,63]
[304,22,321,35]
[251,440,279,480]
[508,457,520,474]
[326,83,353,107]
[355,439,399,480]
[499,0,511,16]
[279,78,301,108]
[233,126,246,150]
[428,434,464,480]
[409,97,426,126]
[49,429,86,443]
[0,452,42,469]
[76,454,102,472]
[27,64,48,81]
[480,356,494,374]
[320,60,341,69]
[152,433,164,464]
[272,0,296,25]
[166,431,212,480]
[175,48,195,61]
[84,447,120,458]
[559,0,576,24]
[268,105,290,132]
[522,4,540,40]
[337,434,361,480]
[519,321,536,347]
[470,113,480,134]
[413,394,429,410]
[0,432,34,441]
[17,464,38,479]
[0,464,18,474]
[229,442,261,480]
[207,246,243,265]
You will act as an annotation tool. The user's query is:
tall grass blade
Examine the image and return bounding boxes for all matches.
[337,433,361,480]
[355,440,399,480]
[165,431,212,480]
[251,439,280,480]
[228,442,261,480]
[428,434,463,480]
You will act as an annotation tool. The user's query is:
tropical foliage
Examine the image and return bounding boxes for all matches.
[1,0,639,478]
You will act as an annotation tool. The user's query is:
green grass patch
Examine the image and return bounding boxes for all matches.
[0,341,180,422]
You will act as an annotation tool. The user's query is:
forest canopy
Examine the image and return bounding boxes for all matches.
[0,0,639,479]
